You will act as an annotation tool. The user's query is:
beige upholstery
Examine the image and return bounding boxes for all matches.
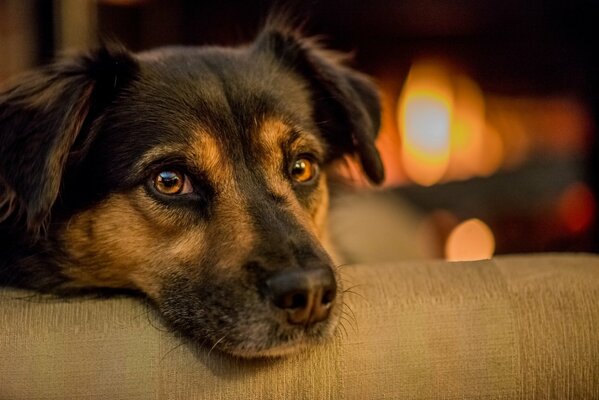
[1,254,598,399]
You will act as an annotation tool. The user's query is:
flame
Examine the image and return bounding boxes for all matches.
[445,218,495,261]
[398,63,453,186]
[398,61,504,186]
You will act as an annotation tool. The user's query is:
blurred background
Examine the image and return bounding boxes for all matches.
[1,0,597,262]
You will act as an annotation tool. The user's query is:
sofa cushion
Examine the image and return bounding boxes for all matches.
[1,254,598,399]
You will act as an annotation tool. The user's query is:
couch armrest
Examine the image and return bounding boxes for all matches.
[1,254,598,399]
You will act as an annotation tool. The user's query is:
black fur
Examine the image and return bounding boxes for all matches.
[0,46,139,235]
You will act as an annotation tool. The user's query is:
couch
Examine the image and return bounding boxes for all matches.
[1,254,598,399]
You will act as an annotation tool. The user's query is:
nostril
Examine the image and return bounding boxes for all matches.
[322,288,336,305]
[276,291,308,310]
[291,292,307,309]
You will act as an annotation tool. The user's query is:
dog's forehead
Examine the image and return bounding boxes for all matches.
[114,48,320,162]
[132,47,314,129]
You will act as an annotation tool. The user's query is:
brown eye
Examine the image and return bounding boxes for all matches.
[153,171,193,195]
[290,158,318,184]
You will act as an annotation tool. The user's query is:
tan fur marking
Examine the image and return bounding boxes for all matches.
[258,119,325,188]
[133,129,234,185]
[257,119,329,239]
[60,189,206,297]
[188,132,235,186]
[189,130,256,258]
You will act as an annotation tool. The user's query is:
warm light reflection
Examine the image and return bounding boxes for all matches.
[398,63,453,186]
[445,218,495,261]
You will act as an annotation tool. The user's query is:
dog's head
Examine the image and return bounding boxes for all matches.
[0,24,383,357]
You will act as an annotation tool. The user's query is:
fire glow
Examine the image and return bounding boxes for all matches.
[398,63,453,186]
[397,61,504,186]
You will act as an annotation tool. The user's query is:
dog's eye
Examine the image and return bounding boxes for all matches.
[290,157,319,184]
[153,171,193,195]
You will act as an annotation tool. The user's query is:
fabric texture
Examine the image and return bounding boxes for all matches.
[0,254,598,399]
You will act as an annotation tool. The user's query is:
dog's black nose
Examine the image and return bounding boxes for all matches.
[266,268,337,326]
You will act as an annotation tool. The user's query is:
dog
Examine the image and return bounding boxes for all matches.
[0,20,384,358]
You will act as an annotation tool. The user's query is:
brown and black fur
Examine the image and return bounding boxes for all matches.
[0,21,383,357]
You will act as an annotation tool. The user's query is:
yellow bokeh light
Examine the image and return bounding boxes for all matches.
[398,63,453,186]
[445,218,495,261]
[397,62,505,185]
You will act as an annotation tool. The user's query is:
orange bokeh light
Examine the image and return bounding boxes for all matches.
[447,75,486,179]
[445,218,495,261]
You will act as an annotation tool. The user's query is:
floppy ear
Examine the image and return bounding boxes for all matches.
[253,24,385,184]
[0,46,138,234]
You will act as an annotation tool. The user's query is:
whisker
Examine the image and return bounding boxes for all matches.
[144,308,170,333]
[339,313,358,333]
[160,341,186,363]
[131,301,154,320]
[342,283,364,292]
[342,288,366,301]
[208,335,227,357]
[337,319,349,339]
[333,263,351,271]
[133,299,173,331]
[341,309,358,333]
[343,306,358,330]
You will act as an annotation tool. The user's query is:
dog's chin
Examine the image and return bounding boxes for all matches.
[224,339,309,358]
[219,316,340,359]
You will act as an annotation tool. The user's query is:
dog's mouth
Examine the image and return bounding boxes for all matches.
[156,269,342,358]
[214,311,341,358]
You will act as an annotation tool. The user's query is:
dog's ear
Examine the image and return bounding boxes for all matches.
[0,45,138,234]
[253,23,385,184]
